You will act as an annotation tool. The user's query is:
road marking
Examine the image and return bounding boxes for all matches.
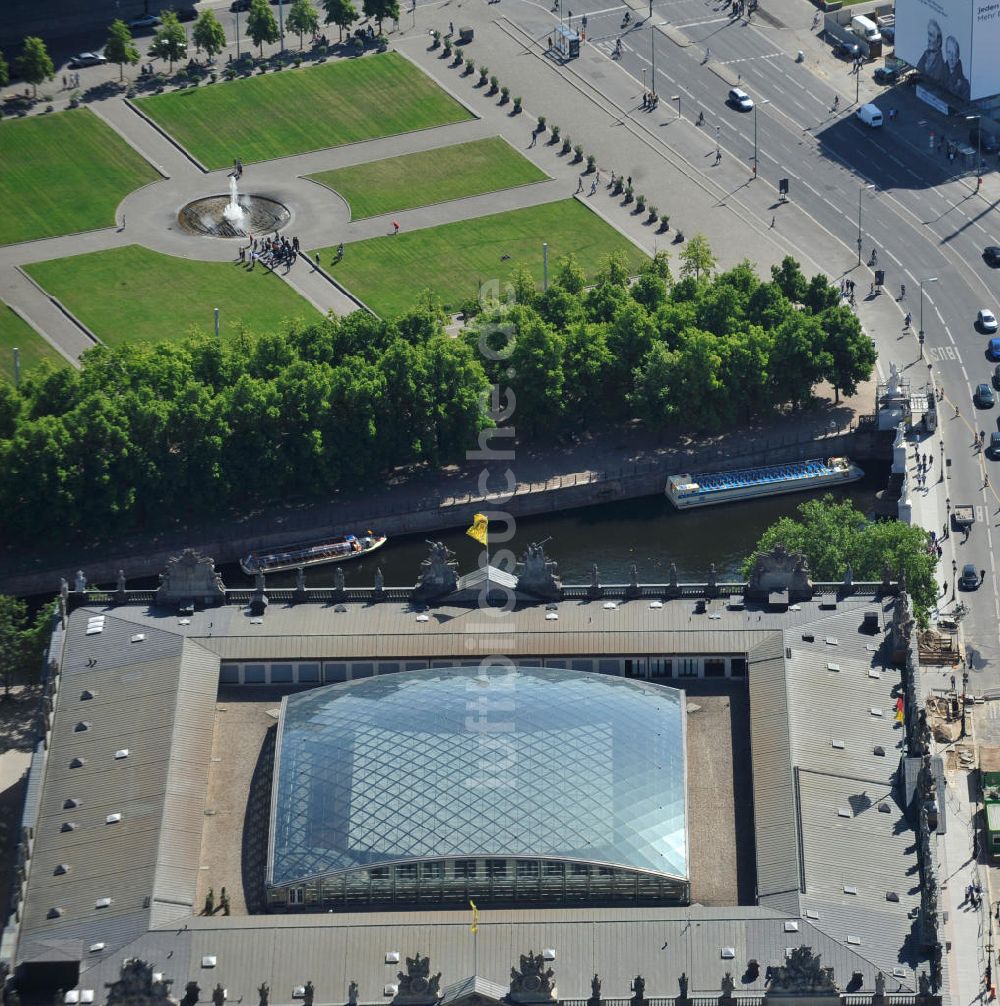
[719,51,785,63]
[674,15,732,26]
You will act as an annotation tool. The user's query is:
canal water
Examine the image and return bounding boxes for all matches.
[246,463,890,589]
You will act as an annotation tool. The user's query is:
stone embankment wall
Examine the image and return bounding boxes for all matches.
[0,429,880,597]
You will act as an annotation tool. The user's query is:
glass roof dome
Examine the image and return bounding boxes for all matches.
[268,666,688,888]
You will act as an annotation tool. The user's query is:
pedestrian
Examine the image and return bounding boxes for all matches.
[715,149,722,164]
[590,178,598,194]
[609,169,616,187]
[937,545,943,558]
[62,74,67,89]
[870,282,874,295]
[596,169,601,184]
[120,214,126,231]
[770,215,775,228]
[576,176,584,193]
[982,569,987,582]
[293,235,299,252]
[449,20,454,34]
[393,220,400,234]
[627,175,632,189]
[529,130,536,147]
[314,252,320,270]
[986,474,991,488]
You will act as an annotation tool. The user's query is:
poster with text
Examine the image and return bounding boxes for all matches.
[971,0,1000,98]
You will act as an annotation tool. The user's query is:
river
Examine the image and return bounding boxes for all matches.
[242,463,890,589]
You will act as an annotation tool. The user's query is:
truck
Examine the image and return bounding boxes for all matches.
[852,14,882,43]
[981,747,1000,860]
[951,504,975,530]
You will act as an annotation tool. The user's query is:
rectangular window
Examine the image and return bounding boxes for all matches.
[516,860,539,878]
[403,661,427,672]
[570,659,592,673]
[543,861,564,876]
[324,662,348,683]
[649,659,672,678]
[544,659,569,668]
[288,887,304,905]
[454,859,477,878]
[243,663,265,684]
[420,862,444,878]
[571,863,591,875]
[597,659,620,675]
[271,663,294,683]
[298,663,320,683]
[679,658,699,677]
[730,657,747,677]
[704,659,725,678]
[486,859,507,877]
[396,864,417,879]
[350,663,374,679]
[219,664,239,684]
[377,662,400,676]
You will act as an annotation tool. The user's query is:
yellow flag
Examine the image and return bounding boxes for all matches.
[470,899,479,934]
[466,514,488,546]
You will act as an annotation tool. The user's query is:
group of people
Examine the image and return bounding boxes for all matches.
[239,233,301,272]
[61,72,82,89]
[965,881,984,910]
[912,450,933,490]
[230,159,244,180]
[839,277,859,307]
[641,92,659,110]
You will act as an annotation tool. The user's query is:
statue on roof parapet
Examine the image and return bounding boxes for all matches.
[258,983,270,1006]
[413,541,459,602]
[74,570,87,593]
[720,973,735,1004]
[516,541,561,600]
[588,974,602,1006]
[509,951,557,1004]
[105,959,174,1006]
[156,549,226,606]
[746,545,812,602]
[764,947,838,997]
[630,975,646,1006]
[393,952,442,1005]
[349,981,360,1006]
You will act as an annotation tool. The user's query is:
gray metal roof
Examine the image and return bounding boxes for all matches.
[18,609,217,960]
[70,906,888,1000]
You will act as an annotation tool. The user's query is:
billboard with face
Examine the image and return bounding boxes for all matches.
[896,0,1000,100]
[895,0,970,99]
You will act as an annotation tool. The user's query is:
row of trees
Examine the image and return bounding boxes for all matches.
[0,595,50,699]
[744,497,937,623]
[465,242,877,437]
[0,241,877,547]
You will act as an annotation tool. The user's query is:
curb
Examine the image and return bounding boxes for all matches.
[5,302,80,367]
[123,96,210,174]
[14,265,101,348]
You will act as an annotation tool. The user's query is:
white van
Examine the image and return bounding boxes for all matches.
[856,103,883,127]
[851,14,882,42]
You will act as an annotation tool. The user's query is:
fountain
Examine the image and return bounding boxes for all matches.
[177,176,290,238]
[223,175,246,228]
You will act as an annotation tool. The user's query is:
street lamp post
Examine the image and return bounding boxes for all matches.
[716,124,721,158]
[753,97,770,179]
[651,25,656,95]
[966,113,983,190]
[919,276,939,360]
[233,13,241,60]
[672,94,680,119]
[857,183,874,266]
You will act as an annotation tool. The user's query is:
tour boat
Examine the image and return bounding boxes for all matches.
[240,532,387,575]
[664,457,864,510]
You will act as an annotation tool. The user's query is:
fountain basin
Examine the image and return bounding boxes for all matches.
[178,194,291,238]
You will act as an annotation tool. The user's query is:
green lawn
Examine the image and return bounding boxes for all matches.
[308,137,548,220]
[0,109,159,246]
[315,200,648,317]
[25,245,319,347]
[0,302,66,382]
[134,53,474,169]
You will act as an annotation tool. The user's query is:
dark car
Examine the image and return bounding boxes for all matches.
[873,66,901,85]
[985,246,1000,267]
[990,431,1000,458]
[970,127,1000,154]
[975,382,995,407]
[230,0,251,9]
[994,364,1000,389]
[832,38,861,60]
[880,24,895,42]
[959,563,981,590]
[176,8,197,20]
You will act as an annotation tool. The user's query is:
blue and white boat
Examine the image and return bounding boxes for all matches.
[664,456,864,510]
[240,532,387,575]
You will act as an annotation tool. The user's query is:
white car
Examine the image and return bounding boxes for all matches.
[69,52,107,68]
[727,87,754,111]
[978,308,998,333]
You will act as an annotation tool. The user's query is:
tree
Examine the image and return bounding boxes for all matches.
[0,594,46,700]
[678,234,717,281]
[554,254,586,295]
[744,496,938,624]
[247,0,280,56]
[149,12,188,69]
[770,256,807,303]
[15,36,54,97]
[104,20,140,81]
[192,10,228,60]
[321,0,358,40]
[506,308,565,438]
[0,50,9,88]
[286,0,320,48]
[819,305,877,402]
[362,0,399,33]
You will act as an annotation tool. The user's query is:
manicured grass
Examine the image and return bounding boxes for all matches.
[314,200,648,318]
[0,302,66,382]
[25,245,319,347]
[0,109,159,246]
[307,137,548,220]
[135,53,474,169]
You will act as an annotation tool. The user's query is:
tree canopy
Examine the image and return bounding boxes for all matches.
[149,12,188,69]
[0,51,9,88]
[743,496,937,624]
[104,20,140,81]
[362,0,400,32]
[321,0,359,39]
[286,0,321,47]
[192,10,228,59]
[0,595,49,699]
[247,0,281,55]
[16,36,54,96]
